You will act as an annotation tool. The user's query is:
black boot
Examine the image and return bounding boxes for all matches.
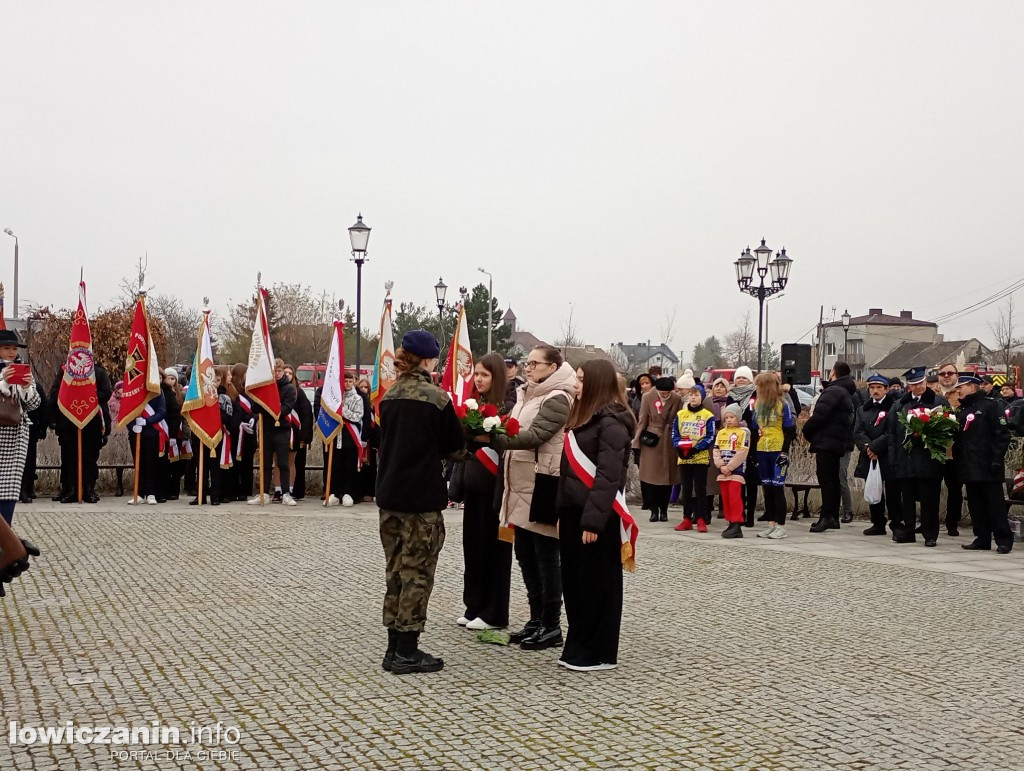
[381,629,398,672]
[390,631,444,674]
[520,625,563,650]
[863,524,887,536]
[509,619,541,644]
[809,518,836,533]
[721,522,743,539]
[53,490,69,502]
[840,512,854,524]
[649,511,658,522]
[659,509,668,522]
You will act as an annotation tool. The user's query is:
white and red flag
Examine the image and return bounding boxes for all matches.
[315,320,346,443]
[117,296,161,429]
[57,281,100,429]
[442,303,474,407]
[181,312,223,449]
[245,287,282,421]
[370,289,396,418]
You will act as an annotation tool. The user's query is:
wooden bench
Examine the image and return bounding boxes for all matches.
[785,480,820,520]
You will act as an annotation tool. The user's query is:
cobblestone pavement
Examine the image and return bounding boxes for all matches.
[2,500,1023,770]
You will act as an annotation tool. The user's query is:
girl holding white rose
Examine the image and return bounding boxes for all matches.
[453,353,514,631]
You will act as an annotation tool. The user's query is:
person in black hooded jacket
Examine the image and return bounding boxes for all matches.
[556,359,636,672]
[801,362,856,532]
[853,375,899,536]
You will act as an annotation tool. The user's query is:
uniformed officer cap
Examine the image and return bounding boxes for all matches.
[401,330,441,359]
[866,374,889,386]
[956,373,983,386]
[902,366,927,385]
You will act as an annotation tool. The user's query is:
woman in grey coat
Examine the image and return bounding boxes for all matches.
[0,331,42,525]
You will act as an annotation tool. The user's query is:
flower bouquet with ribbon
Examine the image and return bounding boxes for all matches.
[898,404,959,462]
[454,398,521,437]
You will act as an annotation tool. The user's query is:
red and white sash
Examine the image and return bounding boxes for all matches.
[236,396,253,459]
[287,409,302,448]
[142,404,170,456]
[180,438,193,461]
[344,420,366,469]
[563,430,639,572]
[168,438,180,462]
[475,447,500,476]
[219,433,234,469]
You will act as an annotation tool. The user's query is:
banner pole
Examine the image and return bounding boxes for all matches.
[259,414,265,506]
[198,446,205,507]
[77,428,83,503]
[324,440,335,507]
[132,431,142,504]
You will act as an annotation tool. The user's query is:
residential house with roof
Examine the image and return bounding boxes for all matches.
[820,309,937,381]
[608,342,680,375]
[871,337,992,381]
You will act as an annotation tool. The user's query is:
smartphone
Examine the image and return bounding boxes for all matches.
[3,364,30,386]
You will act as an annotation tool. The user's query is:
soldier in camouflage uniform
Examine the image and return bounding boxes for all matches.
[375,330,465,674]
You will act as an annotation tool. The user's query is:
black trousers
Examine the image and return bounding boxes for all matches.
[192,446,222,501]
[762,484,787,525]
[358,449,378,501]
[462,490,513,626]
[292,444,308,499]
[942,462,964,529]
[868,479,903,529]
[330,445,360,499]
[965,481,1013,549]
[57,424,102,493]
[262,428,291,493]
[639,480,652,511]
[815,451,842,521]
[513,527,562,628]
[236,441,256,499]
[897,477,940,541]
[21,433,40,496]
[558,504,623,667]
[743,458,760,526]
[679,464,708,521]
[163,456,183,500]
[646,484,672,518]
[128,433,161,498]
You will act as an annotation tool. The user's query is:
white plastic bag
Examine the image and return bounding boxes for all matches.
[864,459,883,505]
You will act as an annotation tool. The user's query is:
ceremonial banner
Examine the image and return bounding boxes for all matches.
[245,288,282,420]
[117,296,161,429]
[315,320,346,443]
[442,304,474,407]
[57,281,100,429]
[370,291,396,418]
[181,312,223,449]
[0,283,6,330]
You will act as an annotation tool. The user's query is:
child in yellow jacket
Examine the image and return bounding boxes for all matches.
[672,381,716,532]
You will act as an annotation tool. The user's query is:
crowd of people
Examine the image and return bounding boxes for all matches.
[2,325,1023,672]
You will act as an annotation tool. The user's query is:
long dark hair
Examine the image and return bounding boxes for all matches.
[475,352,508,406]
[568,359,629,429]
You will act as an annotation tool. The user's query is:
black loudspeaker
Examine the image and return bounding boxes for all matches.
[781,344,811,385]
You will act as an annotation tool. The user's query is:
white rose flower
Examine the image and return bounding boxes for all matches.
[464,398,479,411]
[482,416,501,431]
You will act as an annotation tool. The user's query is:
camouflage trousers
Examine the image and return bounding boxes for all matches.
[380,510,446,632]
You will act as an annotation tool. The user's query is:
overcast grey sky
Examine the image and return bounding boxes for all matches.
[2,2,1021,359]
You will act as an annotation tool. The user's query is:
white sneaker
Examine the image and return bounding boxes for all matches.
[465,617,501,631]
[246,495,264,505]
[341,494,354,507]
[146,495,158,505]
[126,497,139,506]
[456,616,470,626]
[282,493,297,507]
[562,662,618,672]
[325,494,340,507]
[757,526,777,538]
[767,526,788,539]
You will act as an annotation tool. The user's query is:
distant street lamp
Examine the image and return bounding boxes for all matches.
[434,277,448,336]
[3,228,18,319]
[478,267,493,353]
[841,309,852,363]
[734,238,792,372]
[348,214,371,371]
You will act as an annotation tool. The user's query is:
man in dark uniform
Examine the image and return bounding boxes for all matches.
[887,366,948,546]
[954,374,1014,554]
[854,374,900,536]
[21,379,48,503]
[802,361,857,532]
[49,363,111,503]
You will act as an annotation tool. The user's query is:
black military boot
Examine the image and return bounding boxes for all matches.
[381,629,398,672]
[508,619,541,645]
[520,625,563,651]
[52,489,69,502]
[390,632,444,675]
[721,522,743,539]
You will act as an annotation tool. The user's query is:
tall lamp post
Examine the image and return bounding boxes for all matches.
[434,277,448,337]
[348,214,371,372]
[841,309,851,363]
[3,228,17,319]
[477,267,493,353]
[734,238,793,372]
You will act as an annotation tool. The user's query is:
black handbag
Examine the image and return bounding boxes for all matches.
[447,461,466,504]
[639,430,659,447]
[528,472,560,525]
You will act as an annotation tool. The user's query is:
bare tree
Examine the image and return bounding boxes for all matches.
[148,294,203,366]
[118,255,155,305]
[660,306,679,349]
[724,309,757,367]
[989,297,1022,375]
[554,303,584,354]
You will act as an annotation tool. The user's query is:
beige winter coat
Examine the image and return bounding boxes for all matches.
[494,362,577,538]
[632,389,682,486]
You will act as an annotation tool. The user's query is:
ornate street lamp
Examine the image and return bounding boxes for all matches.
[841,308,851,362]
[735,238,793,372]
[434,277,447,331]
[348,214,371,370]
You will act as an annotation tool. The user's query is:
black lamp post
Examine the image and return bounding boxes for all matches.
[434,277,448,336]
[841,309,851,363]
[348,214,371,372]
[734,238,792,372]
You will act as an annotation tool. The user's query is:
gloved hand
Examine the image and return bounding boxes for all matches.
[0,539,41,598]
[132,424,143,434]
[135,417,146,427]
[241,419,255,435]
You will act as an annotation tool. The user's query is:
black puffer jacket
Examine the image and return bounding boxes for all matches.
[294,386,314,445]
[853,393,894,479]
[953,391,1011,483]
[802,375,857,453]
[887,388,949,480]
[557,403,636,534]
